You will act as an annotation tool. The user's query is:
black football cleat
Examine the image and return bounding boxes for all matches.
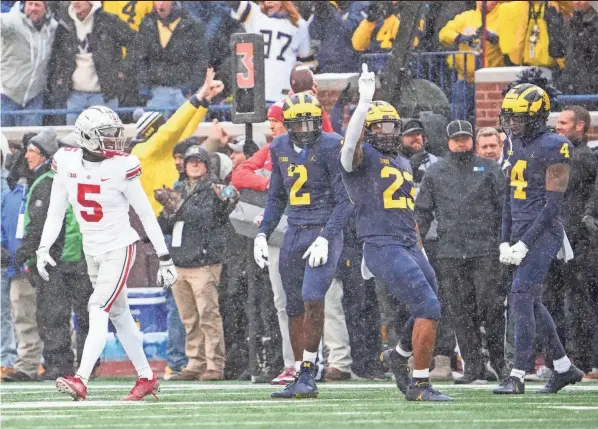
[536,365,584,394]
[492,376,525,394]
[380,349,411,394]
[405,381,452,401]
[271,361,319,399]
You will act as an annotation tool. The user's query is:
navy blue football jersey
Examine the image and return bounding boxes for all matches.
[503,129,573,223]
[341,144,418,246]
[259,132,353,240]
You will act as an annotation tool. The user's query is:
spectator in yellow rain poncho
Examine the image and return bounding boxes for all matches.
[130,68,224,215]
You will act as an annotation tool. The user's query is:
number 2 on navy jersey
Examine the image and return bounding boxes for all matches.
[261,29,292,61]
[288,165,310,206]
[381,166,415,210]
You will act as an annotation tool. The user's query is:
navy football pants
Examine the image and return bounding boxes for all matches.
[510,224,566,370]
[364,242,441,321]
[279,226,343,316]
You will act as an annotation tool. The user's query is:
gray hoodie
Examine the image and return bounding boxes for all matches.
[0,2,57,106]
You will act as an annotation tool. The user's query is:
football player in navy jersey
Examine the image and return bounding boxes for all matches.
[254,92,353,398]
[493,84,584,394]
[340,64,450,402]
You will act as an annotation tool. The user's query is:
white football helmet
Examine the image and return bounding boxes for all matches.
[74,106,126,158]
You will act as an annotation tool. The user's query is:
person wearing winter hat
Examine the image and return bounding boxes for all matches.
[157,145,238,382]
[12,128,75,381]
[227,134,267,169]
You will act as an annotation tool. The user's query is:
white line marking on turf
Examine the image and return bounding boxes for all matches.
[5,417,597,429]
[544,406,598,410]
[2,382,598,391]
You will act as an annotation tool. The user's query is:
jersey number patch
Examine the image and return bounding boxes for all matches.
[560,143,570,159]
[78,184,104,222]
[381,166,415,210]
[121,1,137,24]
[261,30,292,61]
[288,165,311,206]
[510,160,528,200]
[376,18,399,49]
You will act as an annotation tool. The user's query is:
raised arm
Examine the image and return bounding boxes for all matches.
[340,64,375,172]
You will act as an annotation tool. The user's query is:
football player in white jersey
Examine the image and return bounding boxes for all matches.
[230,1,315,102]
[36,106,178,401]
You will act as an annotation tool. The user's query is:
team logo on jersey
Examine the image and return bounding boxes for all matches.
[380,158,390,165]
[310,155,316,161]
[280,156,289,162]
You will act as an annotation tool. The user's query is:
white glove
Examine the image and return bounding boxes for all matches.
[302,236,329,268]
[157,258,178,290]
[509,241,529,266]
[254,233,269,269]
[36,247,56,282]
[358,63,376,104]
[499,242,513,265]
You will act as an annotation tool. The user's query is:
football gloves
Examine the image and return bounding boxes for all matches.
[157,258,178,290]
[509,241,529,266]
[499,242,513,265]
[358,64,376,104]
[302,236,329,268]
[36,247,56,282]
[254,233,269,269]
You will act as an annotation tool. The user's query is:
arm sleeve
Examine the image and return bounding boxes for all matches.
[519,141,573,246]
[585,176,598,217]
[134,20,151,90]
[124,178,169,257]
[38,173,69,251]
[132,103,208,161]
[500,176,512,243]
[340,100,369,172]
[352,19,376,52]
[322,111,333,133]
[322,148,354,239]
[230,1,260,32]
[230,145,271,191]
[438,12,464,46]
[296,20,316,66]
[414,173,436,239]
[258,145,287,238]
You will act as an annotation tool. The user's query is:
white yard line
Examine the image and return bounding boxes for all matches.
[1,417,596,429]
[2,382,598,391]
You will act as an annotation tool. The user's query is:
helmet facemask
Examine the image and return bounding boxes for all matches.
[500,111,548,139]
[284,117,323,149]
[365,120,402,155]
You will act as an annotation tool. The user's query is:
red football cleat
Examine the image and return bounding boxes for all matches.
[121,377,160,401]
[56,376,87,401]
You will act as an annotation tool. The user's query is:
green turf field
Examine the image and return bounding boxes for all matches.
[1,380,597,429]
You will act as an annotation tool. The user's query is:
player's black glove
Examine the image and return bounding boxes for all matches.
[582,215,598,236]
[366,1,390,22]
[455,33,477,46]
[409,151,430,172]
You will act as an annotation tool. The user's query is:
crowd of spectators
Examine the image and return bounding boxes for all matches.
[2,1,598,126]
[1,1,598,385]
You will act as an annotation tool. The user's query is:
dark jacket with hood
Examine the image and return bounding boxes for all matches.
[157,175,233,268]
[48,2,136,105]
[415,150,505,259]
[563,137,598,245]
[14,162,66,271]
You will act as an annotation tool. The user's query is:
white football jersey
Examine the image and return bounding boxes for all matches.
[48,147,164,257]
[232,1,313,102]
